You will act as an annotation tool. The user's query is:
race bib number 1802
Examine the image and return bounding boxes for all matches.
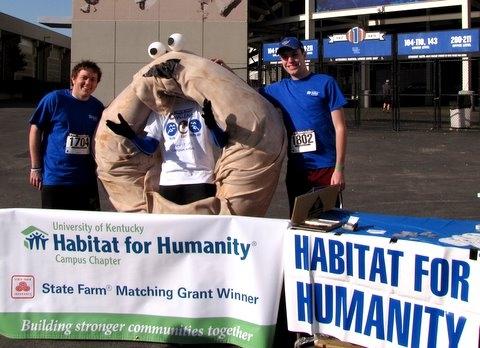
[290,130,316,153]
[65,133,90,154]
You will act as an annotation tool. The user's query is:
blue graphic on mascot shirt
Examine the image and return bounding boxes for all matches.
[166,122,178,136]
[189,119,202,134]
[166,117,202,137]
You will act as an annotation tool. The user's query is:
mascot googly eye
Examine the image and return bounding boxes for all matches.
[148,42,167,59]
[167,33,186,52]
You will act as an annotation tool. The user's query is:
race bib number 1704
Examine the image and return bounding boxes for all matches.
[65,133,90,154]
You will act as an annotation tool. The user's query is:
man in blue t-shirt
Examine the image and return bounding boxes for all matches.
[256,35,348,348]
[259,37,348,214]
[28,60,104,210]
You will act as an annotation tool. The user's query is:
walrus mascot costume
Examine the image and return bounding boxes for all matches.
[94,33,286,216]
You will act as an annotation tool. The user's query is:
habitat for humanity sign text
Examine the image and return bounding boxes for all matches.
[284,230,480,348]
[0,208,288,348]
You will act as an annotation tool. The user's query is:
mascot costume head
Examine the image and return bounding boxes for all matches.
[94,33,286,216]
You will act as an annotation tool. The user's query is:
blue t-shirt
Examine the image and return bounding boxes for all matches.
[29,89,104,185]
[260,73,346,169]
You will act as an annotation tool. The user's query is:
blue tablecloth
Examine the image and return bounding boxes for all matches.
[317,209,480,248]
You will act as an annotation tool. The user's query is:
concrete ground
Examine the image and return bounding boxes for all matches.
[0,105,479,347]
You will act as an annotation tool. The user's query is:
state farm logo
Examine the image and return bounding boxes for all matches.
[11,275,34,299]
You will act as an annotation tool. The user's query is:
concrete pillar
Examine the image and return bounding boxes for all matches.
[361,62,370,108]
[461,0,471,91]
[305,0,315,71]
[304,0,315,40]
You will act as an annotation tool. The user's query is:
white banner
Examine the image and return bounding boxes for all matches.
[0,208,288,347]
[284,229,480,348]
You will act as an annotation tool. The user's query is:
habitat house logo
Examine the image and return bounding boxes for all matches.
[21,226,49,250]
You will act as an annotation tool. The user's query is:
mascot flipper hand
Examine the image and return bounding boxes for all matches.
[94,33,286,216]
[106,114,136,139]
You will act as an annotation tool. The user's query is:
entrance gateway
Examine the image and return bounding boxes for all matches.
[260,28,479,130]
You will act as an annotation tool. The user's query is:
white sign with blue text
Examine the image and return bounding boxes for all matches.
[262,40,319,63]
[284,229,480,347]
[398,28,480,58]
[0,208,287,348]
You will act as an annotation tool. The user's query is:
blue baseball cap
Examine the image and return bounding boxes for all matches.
[277,37,304,55]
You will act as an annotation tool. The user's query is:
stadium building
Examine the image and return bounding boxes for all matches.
[0,12,70,102]
[3,0,479,128]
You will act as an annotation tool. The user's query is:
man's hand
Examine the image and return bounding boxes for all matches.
[106,113,136,139]
[211,58,233,73]
[29,168,42,190]
[330,169,345,191]
[201,99,216,129]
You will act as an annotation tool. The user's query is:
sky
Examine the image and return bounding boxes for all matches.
[0,0,72,36]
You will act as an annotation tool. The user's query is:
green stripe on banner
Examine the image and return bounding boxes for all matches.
[0,313,275,348]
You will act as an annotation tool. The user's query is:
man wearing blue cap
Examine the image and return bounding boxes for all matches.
[256,36,348,348]
[259,36,347,214]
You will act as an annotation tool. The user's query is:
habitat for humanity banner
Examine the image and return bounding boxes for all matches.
[0,208,288,348]
[284,229,480,347]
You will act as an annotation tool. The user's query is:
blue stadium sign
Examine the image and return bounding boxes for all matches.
[323,27,392,61]
[398,29,480,58]
[316,0,431,11]
[262,40,319,63]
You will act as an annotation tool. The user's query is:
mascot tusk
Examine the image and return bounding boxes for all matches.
[94,34,286,216]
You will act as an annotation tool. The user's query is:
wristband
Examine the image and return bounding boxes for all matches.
[335,164,344,172]
[30,168,42,172]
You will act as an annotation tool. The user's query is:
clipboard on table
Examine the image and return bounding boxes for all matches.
[290,185,342,232]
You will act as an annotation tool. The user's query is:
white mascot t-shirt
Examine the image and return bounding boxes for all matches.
[144,99,216,186]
